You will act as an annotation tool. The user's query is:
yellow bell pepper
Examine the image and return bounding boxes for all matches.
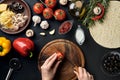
[0,37,11,56]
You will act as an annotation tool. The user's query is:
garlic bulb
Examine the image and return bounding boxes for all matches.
[40,20,49,29]
[75,25,85,45]
[59,0,68,6]
[32,15,41,27]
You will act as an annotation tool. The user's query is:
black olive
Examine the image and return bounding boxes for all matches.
[115,55,120,60]
[15,2,20,7]
[18,5,23,10]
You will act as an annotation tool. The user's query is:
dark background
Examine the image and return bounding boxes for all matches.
[0,0,120,80]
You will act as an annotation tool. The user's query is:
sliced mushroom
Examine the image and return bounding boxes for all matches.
[26,29,34,37]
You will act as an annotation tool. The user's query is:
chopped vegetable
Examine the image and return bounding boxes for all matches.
[40,20,49,29]
[49,29,55,35]
[26,29,34,37]
[40,32,46,36]
[32,15,41,27]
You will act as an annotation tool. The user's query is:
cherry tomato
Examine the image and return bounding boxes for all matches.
[45,0,57,8]
[43,8,53,19]
[54,9,66,21]
[57,52,64,61]
[33,3,44,14]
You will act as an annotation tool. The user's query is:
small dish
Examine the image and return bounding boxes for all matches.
[101,51,120,76]
[58,20,74,35]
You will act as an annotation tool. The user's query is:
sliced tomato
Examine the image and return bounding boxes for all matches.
[33,3,44,14]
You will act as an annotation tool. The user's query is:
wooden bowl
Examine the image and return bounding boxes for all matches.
[0,0,31,34]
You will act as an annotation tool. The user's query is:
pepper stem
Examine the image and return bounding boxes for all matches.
[0,46,3,52]
[29,52,33,58]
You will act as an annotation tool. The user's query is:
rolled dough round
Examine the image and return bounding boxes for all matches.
[89,1,120,48]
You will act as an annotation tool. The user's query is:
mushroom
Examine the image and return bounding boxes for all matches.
[75,1,83,9]
[32,15,41,27]
[26,29,34,37]
[59,0,68,6]
[93,6,102,15]
[40,20,49,29]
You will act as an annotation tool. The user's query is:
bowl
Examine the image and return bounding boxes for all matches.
[101,51,120,76]
[58,20,74,35]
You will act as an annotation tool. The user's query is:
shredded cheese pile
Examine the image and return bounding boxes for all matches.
[0,10,15,29]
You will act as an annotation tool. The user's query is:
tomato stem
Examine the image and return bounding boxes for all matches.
[29,52,33,58]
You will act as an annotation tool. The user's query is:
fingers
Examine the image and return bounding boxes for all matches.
[73,67,94,80]
[43,53,57,66]
[73,70,79,77]
[78,67,83,78]
[54,61,61,72]
[47,53,58,68]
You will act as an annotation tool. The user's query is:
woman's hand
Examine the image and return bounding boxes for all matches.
[74,67,94,80]
[41,53,61,80]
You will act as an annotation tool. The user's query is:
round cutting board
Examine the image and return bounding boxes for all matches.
[38,39,85,80]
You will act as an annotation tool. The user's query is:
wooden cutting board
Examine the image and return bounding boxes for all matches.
[38,39,85,80]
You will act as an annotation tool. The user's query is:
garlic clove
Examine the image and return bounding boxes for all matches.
[49,29,55,35]
[40,32,46,36]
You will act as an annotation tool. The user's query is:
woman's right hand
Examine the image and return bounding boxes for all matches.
[74,67,94,80]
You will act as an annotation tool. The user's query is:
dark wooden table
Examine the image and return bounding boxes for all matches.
[0,0,120,80]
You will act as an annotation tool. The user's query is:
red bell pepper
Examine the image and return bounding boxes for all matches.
[13,38,34,58]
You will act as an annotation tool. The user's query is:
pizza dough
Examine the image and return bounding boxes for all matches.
[89,1,120,48]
